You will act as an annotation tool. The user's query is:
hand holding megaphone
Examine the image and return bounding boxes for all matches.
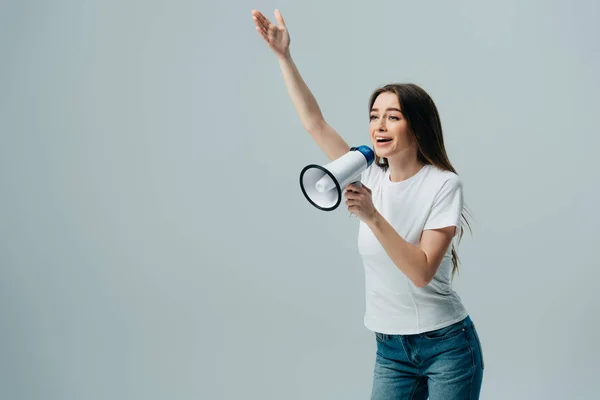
[344,182,377,221]
[299,145,375,211]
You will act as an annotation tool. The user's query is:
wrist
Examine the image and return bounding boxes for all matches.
[365,209,382,227]
[277,49,291,62]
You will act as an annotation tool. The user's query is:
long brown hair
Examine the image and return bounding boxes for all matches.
[368,83,472,277]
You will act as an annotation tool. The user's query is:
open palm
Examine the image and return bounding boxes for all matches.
[251,9,291,58]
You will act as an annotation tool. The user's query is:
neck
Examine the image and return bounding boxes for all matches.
[385,148,425,182]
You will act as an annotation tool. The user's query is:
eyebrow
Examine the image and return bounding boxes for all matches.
[370,108,403,113]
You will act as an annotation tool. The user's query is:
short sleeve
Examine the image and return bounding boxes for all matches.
[423,175,464,236]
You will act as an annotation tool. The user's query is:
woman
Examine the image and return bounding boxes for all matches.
[252,9,484,399]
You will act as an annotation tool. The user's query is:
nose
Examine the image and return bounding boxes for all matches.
[377,119,387,131]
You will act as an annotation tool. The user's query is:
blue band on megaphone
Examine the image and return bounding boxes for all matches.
[351,145,375,166]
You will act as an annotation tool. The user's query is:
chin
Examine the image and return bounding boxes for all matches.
[374,147,394,159]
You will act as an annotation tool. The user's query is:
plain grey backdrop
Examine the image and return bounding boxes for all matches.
[1,0,599,399]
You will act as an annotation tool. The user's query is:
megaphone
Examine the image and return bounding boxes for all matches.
[299,145,375,211]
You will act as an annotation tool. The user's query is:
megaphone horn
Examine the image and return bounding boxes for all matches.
[299,145,375,211]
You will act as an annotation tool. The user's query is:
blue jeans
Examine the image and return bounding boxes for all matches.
[370,316,484,399]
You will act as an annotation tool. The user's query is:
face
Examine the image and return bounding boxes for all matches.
[369,92,416,158]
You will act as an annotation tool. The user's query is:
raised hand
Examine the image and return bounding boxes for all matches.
[251,9,291,58]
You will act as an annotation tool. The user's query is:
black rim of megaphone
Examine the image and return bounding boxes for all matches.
[299,164,341,212]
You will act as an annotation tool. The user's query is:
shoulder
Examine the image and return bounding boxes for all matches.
[424,165,462,190]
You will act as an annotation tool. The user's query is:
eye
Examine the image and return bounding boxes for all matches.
[390,116,400,120]
[369,115,378,120]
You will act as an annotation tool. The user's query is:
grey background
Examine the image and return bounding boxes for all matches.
[1,0,598,399]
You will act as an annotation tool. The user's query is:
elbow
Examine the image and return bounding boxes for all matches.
[412,255,437,288]
[412,270,434,288]
[413,276,432,288]
[393,261,433,288]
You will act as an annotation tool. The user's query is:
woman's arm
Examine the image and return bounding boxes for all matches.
[345,182,460,288]
[252,9,350,161]
[366,213,455,288]
[277,53,350,160]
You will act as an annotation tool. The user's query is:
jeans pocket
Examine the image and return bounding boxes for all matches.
[422,321,465,340]
[375,332,387,342]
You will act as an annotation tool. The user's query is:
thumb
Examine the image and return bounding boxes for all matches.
[274,9,286,28]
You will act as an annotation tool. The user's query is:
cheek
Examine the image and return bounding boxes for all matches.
[391,129,410,143]
[397,124,414,140]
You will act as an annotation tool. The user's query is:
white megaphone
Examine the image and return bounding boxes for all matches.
[299,145,375,211]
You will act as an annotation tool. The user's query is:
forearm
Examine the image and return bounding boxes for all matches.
[277,52,325,130]
[366,211,432,288]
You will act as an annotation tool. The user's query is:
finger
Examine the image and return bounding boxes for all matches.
[252,17,265,32]
[344,191,360,200]
[346,185,365,194]
[253,11,272,30]
[346,184,360,192]
[252,14,269,34]
[352,184,367,194]
[345,199,359,207]
[274,9,287,28]
[256,26,270,43]
[254,19,267,36]
[347,204,360,213]
[251,11,269,39]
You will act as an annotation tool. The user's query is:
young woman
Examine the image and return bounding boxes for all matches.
[252,9,484,399]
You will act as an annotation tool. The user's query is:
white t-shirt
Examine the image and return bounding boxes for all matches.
[358,162,468,335]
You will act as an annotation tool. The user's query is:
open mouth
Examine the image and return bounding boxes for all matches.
[375,137,393,144]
